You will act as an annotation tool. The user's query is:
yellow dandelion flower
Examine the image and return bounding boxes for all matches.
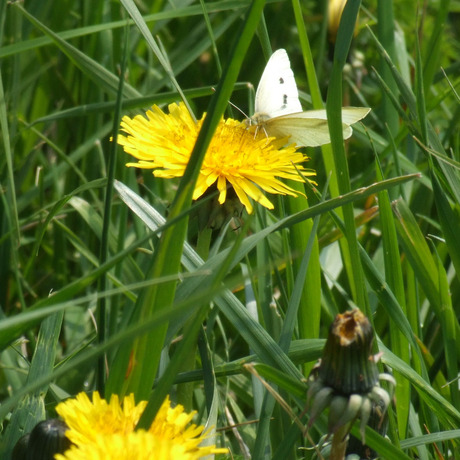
[55,392,147,445]
[55,392,228,458]
[118,102,316,214]
[54,430,204,460]
[150,396,228,455]
[150,395,201,440]
[149,395,229,455]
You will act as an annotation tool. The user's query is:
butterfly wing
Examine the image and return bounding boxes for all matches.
[252,49,370,146]
[254,49,302,118]
[265,116,332,147]
[289,107,371,126]
[265,107,370,147]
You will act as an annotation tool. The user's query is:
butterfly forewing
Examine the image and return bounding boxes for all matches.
[254,49,302,119]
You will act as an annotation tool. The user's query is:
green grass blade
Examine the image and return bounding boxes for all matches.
[380,341,460,428]
[434,247,460,409]
[120,0,193,116]
[95,22,129,392]
[376,0,400,138]
[0,71,19,246]
[376,160,410,439]
[351,424,412,460]
[326,0,367,310]
[393,199,460,366]
[432,172,460,283]
[1,312,63,458]
[422,0,451,94]
[286,0,323,366]
[13,4,140,99]
[283,194,321,370]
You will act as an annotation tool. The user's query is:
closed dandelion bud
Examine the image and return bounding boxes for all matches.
[319,308,379,395]
[347,397,389,459]
[307,308,395,459]
[25,419,71,460]
[12,434,29,460]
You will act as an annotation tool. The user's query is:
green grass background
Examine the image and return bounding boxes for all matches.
[1,0,460,458]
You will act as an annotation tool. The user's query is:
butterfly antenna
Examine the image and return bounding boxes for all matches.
[211,86,250,121]
[228,99,250,120]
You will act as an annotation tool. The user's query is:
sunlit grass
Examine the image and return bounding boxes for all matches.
[1,0,460,458]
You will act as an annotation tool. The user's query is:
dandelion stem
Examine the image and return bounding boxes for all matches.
[330,422,351,460]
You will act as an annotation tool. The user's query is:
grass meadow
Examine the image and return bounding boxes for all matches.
[1,0,460,458]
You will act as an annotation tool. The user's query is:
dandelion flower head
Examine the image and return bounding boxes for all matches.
[55,392,228,459]
[117,102,316,214]
[54,431,212,460]
[55,392,146,445]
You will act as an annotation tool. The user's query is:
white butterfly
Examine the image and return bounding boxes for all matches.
[250,49,370,147]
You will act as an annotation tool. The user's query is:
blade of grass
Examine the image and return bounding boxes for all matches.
[433,246,460,409]
[172,338,325,385]
[0,67,24,312]
[380,340,460,428]
[13,4,141,99]
[432,172,460,284]
[290,0,330,356]
[30,85,247,125]
[120,0,193,117]
[376,0,400,139]
[350,424,412,460]
[1,311,63,457]
[422,0,451,95]
[376,158,410,439]
[414,26,428,145]
[326,0,367,311]
[284,188,321,375]
[393,199,460,358]
[400,429,460,450]
[282,195,321,369]
[95,21,129,393]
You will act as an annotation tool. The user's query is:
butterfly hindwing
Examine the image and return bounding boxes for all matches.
[288,108,371,126]
[266,107,370,146]
[264,117,331,147]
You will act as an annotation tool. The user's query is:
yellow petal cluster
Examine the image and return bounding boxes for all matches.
[55,431,201,460]
[118,102,316,214]
[55,392,146,445]
[55,392,228,460]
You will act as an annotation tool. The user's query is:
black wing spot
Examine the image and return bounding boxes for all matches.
[279,77,285,84]
[283,94,288,105]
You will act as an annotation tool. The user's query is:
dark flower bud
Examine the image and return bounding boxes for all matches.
[12,433,30,460]
[23,419,71,460]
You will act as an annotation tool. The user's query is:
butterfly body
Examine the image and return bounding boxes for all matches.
[250,49,370,147]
